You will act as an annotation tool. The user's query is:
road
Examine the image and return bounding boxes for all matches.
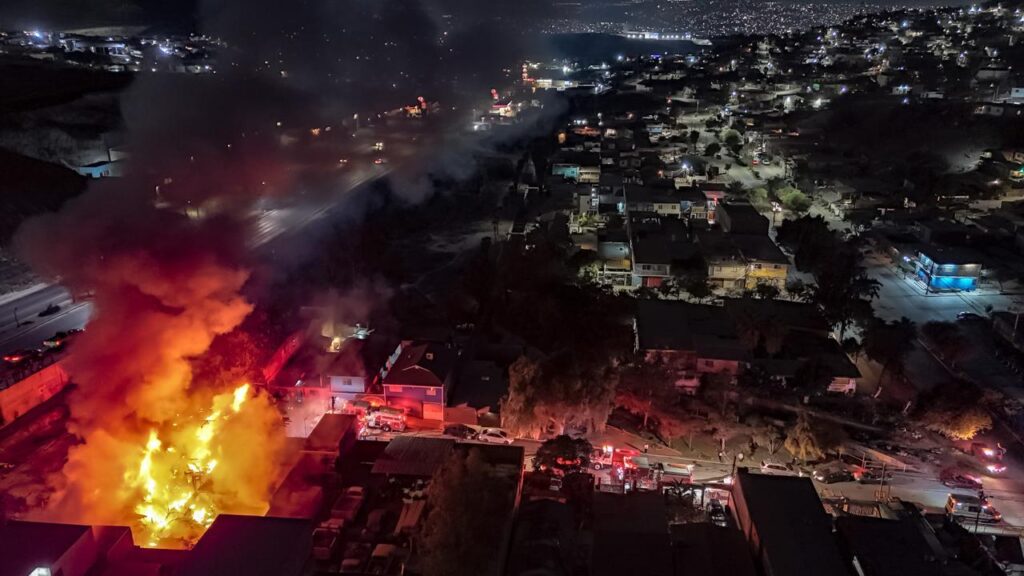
[0,284,91,358]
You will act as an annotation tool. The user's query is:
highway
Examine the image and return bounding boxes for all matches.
[0,284,91,359]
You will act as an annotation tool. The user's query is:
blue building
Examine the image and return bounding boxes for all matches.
[916,247,982,292]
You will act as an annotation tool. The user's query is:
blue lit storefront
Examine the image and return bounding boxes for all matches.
[916,250,981,292]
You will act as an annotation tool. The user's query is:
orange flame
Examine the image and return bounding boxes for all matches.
[119,383,270,547]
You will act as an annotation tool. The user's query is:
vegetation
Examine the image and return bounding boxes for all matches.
[862,317,917,385]
[616,359,678,427]
[703,142,721,157]
[784,413,825,463]
[533,435,593,475]
[916,380,993,440]
[501,354,619,439]
[921,321,971,369]
[419,450,512,576]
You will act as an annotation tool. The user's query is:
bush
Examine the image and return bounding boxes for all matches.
[778,187,811,213]
[704,142,721,156]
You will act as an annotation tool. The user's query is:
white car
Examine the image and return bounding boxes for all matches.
[477,428,514,445]
[760,460,796,476]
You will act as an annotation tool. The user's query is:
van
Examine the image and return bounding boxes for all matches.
[946,493,1001,523]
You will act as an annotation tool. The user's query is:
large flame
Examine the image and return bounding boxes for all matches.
[125,384,254,547]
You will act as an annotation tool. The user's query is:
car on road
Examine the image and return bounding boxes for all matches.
[0,462,15,473]
[854,468,893,484]
[946,493,1001,524]
[476,428,514,445]
[2,349,41,364]
[442,424,478,440]
[956,311,984,322]
[760,460,797,476]
[813,469,855,484]
[969,442,1008,474]
[941,468,983,490]
[42,329,82,348]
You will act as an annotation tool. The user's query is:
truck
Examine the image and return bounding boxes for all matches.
[331,486,366,522]
[365,406,407,432]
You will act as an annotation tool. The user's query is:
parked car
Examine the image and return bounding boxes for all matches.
[442,424,478,440]
[760,460,797,476]
[813,469,855,484]
[957,311,984,321]
[941,468,983,490]
[969,442,1007,474]
[477,428,514,445]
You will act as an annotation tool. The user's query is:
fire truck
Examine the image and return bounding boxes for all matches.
[365,406,407,432]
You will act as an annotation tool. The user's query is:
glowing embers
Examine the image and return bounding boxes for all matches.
[125,384,250,547]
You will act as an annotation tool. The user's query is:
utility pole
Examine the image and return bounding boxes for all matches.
[974,489,984,533]
[12,307,19,328]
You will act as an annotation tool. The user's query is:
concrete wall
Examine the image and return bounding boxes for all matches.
[0,361,69,426]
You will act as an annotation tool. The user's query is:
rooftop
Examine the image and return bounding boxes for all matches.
[0,520,91,576]
[371,436,456,477]
[179,515,313,576]
[671,524,758,576]
[835,516,942,576]
[635,300,740,353]
[382,341,458,388]
[735,469,849,576]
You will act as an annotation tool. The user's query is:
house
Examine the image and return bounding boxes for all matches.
[381,341,459,419]
[319,336,392,407]
[634,300,748,392]
[447,360,507,424]
[730,469,850,576]
[717,202,770,235]
[916,246,982,292]
[624,186,683,218]
[696,231,747,290]
[730,234,790,289]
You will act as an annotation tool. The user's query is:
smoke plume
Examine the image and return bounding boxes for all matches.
[13,0,562,542]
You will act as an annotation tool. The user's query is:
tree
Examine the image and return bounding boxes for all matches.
[916,379,993,440]
[688,130,700,144]
[501,353,618,439]
[862,317,916,385]
[784,278,809,302]
[701,372,735,416]
[753,282,781,300]
[921,321,971,369]
[419,450,512,576]
[778,187,811,213]
[723,130,742,148]
[784,413,825,463]
[703,142,721,157]
[616,358,678,427]
[809,246,880,339]
[748,187,769,209]
[923,406,992,440]
[682,275,713,303]
[533,435,593,475]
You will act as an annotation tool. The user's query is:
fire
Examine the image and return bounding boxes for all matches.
[124,384,257,547]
